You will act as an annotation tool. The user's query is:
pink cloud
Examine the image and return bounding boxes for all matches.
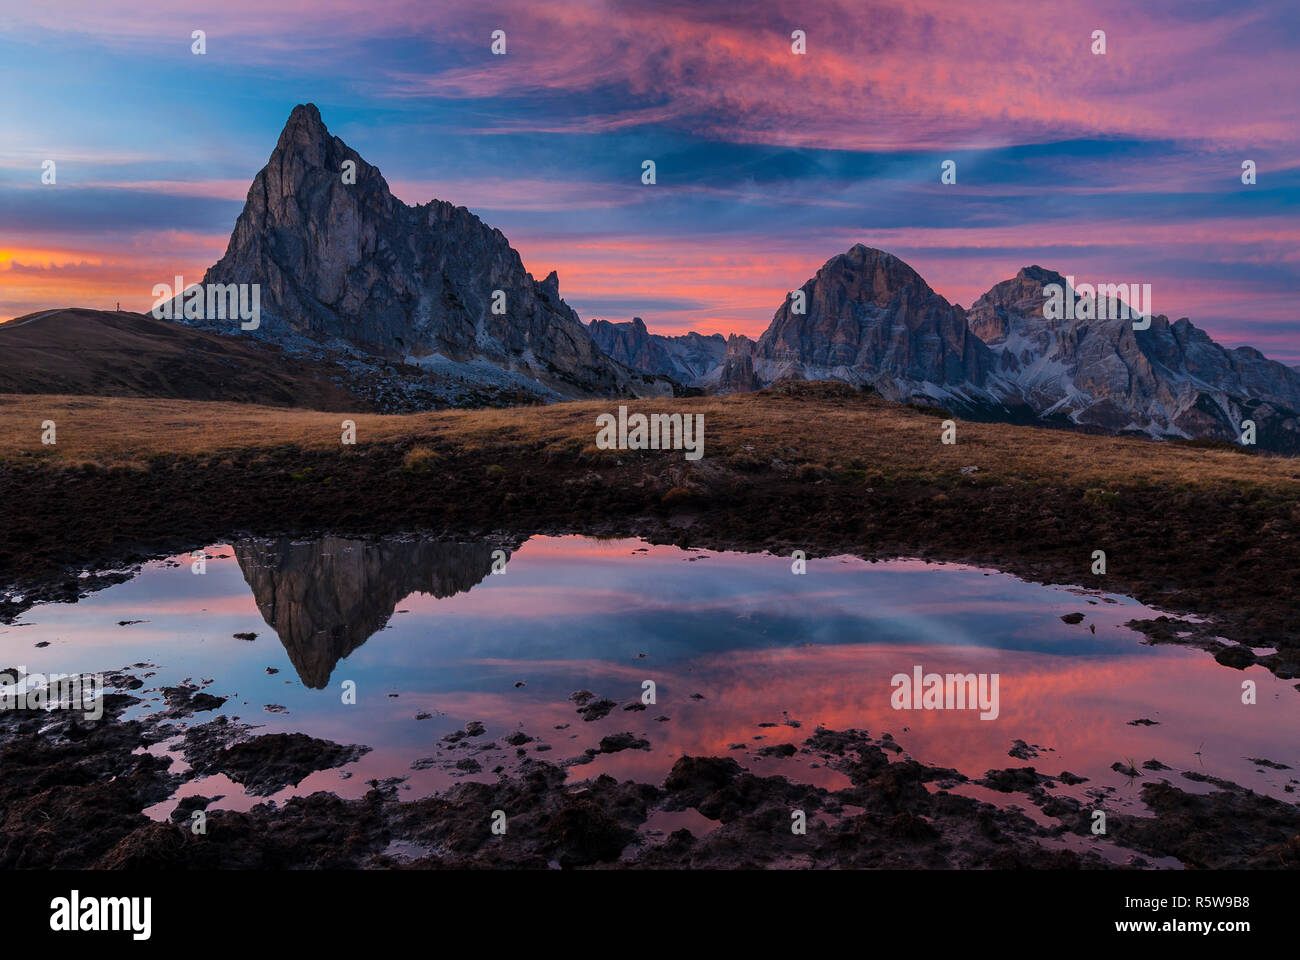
[8,2,1296,150]
[0,230,228,321]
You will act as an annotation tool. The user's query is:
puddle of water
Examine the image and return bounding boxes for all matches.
[2,535,1295,824]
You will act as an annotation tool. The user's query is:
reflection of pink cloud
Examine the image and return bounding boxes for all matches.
[95,596,257,616]
[428,641,1300,797]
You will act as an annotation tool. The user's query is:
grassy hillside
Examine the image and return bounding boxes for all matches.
[0,309,363,411]
[2,383,1296,490]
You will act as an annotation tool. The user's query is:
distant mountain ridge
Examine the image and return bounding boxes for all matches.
[967,265,1300,445]
[587,317,728,387]
[613,246,1300,451]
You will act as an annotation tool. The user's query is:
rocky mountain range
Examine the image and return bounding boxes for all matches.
[966,264,1300,445]
[619,245,1299,451]
[587,317,728,387]
[186,104,671,408]
[69,103,1296,451]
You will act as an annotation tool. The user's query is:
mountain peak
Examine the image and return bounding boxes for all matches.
[200,104,661,399]
[817,243,934,300]
[287,102,323,126]
[841,243,914,275]
[845,242,893,260]
[751,242,988,401]
[1015,264,1066,286]
[278,103,328,145]
[264,102,352,184]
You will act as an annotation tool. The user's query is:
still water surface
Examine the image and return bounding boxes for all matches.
[2,535,1294,829]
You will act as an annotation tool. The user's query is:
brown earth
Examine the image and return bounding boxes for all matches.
[0,309,365,411]
[1,382,1297,680]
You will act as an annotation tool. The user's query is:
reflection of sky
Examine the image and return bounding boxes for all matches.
[2,535,1295,822]
[1,1,1297,361]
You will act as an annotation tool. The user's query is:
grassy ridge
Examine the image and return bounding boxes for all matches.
[2,385,1297,492]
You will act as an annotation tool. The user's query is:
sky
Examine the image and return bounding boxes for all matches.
[0,0,1297,362]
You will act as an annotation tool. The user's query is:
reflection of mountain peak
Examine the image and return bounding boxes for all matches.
[234,536,503,688]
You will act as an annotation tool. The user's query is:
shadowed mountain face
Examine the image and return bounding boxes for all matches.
[200,104,668,401]
[233,536,503,688]
[750,245,1005,405]
[711,333,761,393]
[0,308,366,410]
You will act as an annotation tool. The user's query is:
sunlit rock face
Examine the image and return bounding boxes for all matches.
[233,536,503,688]
[967,267,1300,448]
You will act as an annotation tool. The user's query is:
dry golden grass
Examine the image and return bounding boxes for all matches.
[1,390,1297,491]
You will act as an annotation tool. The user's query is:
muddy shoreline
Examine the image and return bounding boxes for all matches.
[3,669,1296,869]
[2,437,1297,682]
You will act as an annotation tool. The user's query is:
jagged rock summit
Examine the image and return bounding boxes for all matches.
[746,244,1015,409]
[202,103,665,401]
[966,265,1300,447]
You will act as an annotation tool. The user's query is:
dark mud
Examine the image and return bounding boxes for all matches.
[181,722,370,797]
[1,669,1296,870]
